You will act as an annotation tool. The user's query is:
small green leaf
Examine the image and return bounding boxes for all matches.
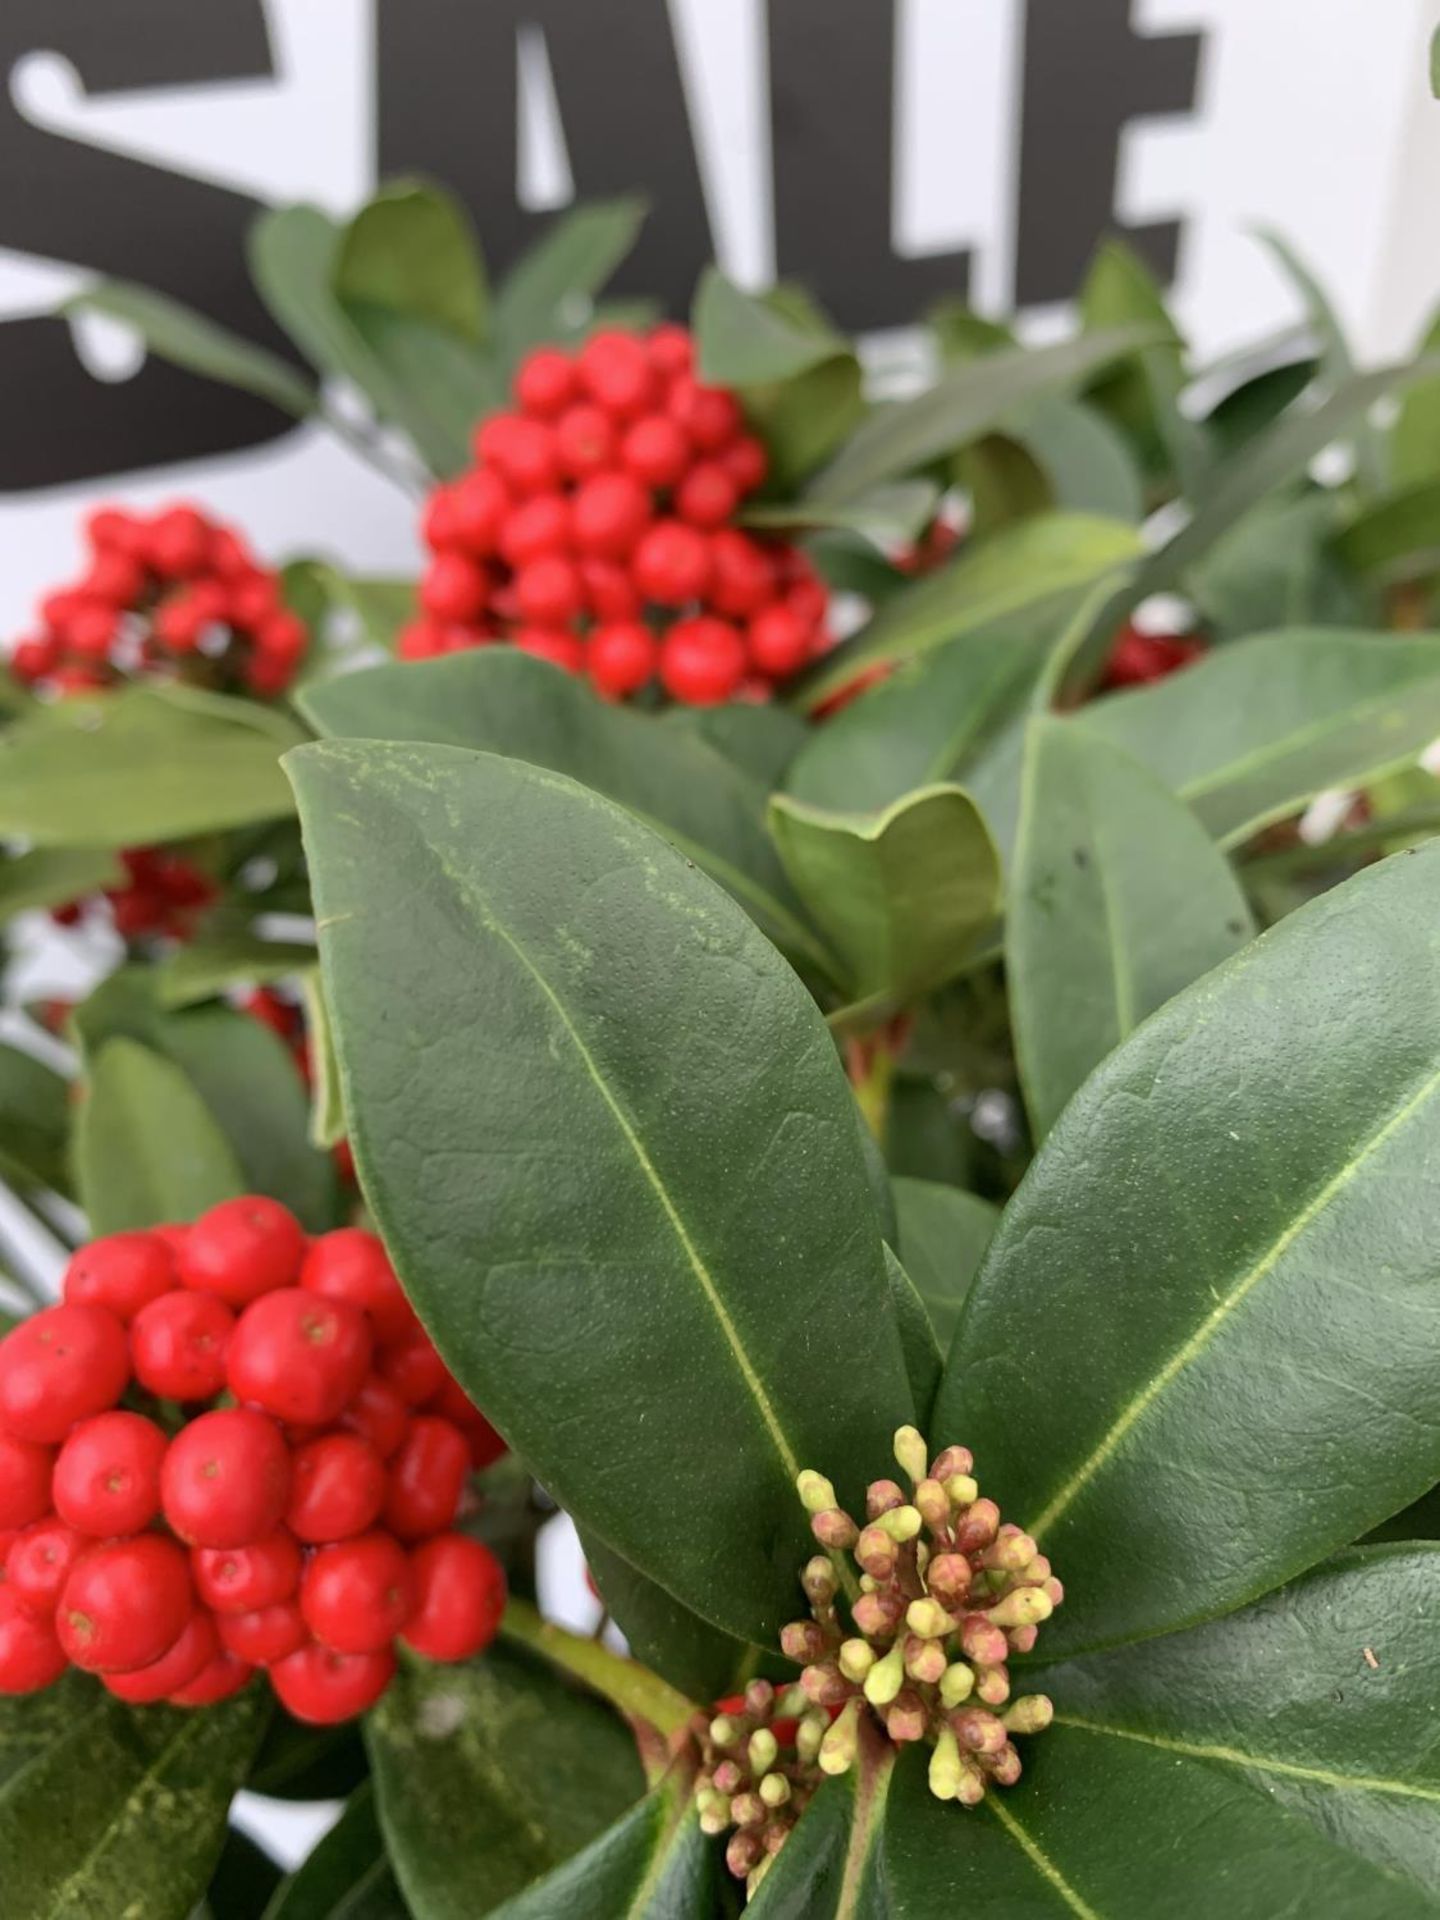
[334,179,488,343]
[493,198,647,366]
[693,267,846,385]
[1332,479,1440,580]
[0,1042,73,1196]
[490,1771,718,1918]
[742,482,939,548]
[366,1645,644,1918]
[1431,23,1440,96]
[1205,356,1317,460]
[1391,310,1440,488]
[1009,719,1255,1139]
[261,1782,404,1920]
[884,1245,943,1425]
[891,1177,998,1351]
[76,1039,247,1232]
[1078,238,1206,496]
[769,785,1000,1006]
[0,847,124,920]
[154,934,317,1009]
[205,1826,284,1920]
[581,1535,750,1705]
[748,1735,895,1917]
[247,1716,368,1804]
[284,562,417,656]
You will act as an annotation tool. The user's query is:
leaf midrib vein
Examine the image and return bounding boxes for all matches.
[984,1795,1103,1919]
[1053,1716,1440,1802]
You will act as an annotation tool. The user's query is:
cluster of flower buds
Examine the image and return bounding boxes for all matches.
[779,1426,1059,1808]
[9,503,308,700]
[51,846,217,945]
[693,1677,820,1894]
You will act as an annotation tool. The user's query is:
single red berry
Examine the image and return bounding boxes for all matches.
[425,1375,482,1427]
[168,1649,253,1707]
[301,1532,414,1653]
[146,506,214,577]
[578,332,658,418]
[63,1232,175,1322]
[130,1289,234,1401]
[397,619,482,662]
[161,1407,291,1549]
[82,549,146,606]
[40,588,87,635]
[58,1534,193,1673]
[86,506,146,555]
[587,621,657,699]
[210,527,255,578]
[53,1410,167,1537]
[620,414,691,489]
[420,552,488,624]
[723,435,769,494]
[497,492,573,567]
[378,1330,448,1407]
[339,1376,411,1460]
[103,1609,218,1704]
[647,324,694,375]
[227,1290,373,1426]
[578,557,640,622]
[270,1642,395,1724]
[0,1303,130,1444]
[554,404,618,480]
[513,627,586,673]
[447,469,511,555]
[659,616,748,705]
[218,1600,306,1666]
[228,572,282,628]
[179,1196,305,1307]
[403,1534,507,1663]
[786,576,829,629]
[475,415,559,495]
[0,1433,53,1530]
[668,378,742,451]
[384,1417,469,1541]
[302,1230,415,1345]
[287,1434,386,1545]
[65,603,121,660]
[0,1588,67,1694]
[11,635,60,682]
[421,485,461,553]
[708,529,775,618]
[513,555,585,628]
[571,473,652,560]
[631,521,712,605]
[515,347,577,418]
[254,611,308,670]
[675,462,739,530]
[746,603,813,679]
[6,1518,82,1616]
[192,1527,301,1614]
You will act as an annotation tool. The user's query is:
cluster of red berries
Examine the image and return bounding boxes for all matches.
[0,1200,507,1723]
[400,326,832,704]
[1100,620,1207,691]
[52,847,217,945]
[10,503,308,700]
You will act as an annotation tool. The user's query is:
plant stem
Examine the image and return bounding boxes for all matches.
[846,1036,895,1142]
[499,1597,697,1740]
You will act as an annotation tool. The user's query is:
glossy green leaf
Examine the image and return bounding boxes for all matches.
[76,1038,247,1232]
[493,198,647,366]
[246,1716,368,1805]
[934,845,1440,1656]
[1010,719,1255,1139]
[769,786,999,1005]
[155,934,316,1009]
[290,740,913,1641]
[890,1177,998,1352]
[884,1245,943,1424]
[335,180,487,342]
[0,847,124,919]
[1074,629,1440,844]
[65,279,315,417]
[492,1771,717,1919]
[694,267,846,385]
[300,648,834,977]
[0,1043,72,1195]
[797,513,1142,713]
[205,1826,284,1920]
[1205,356,1316,460]
[0,1670,94,1790]
[367,1645,644,1918]
[0,1682,268,1920]
[747,1735,895,1917]
[807,329,1159,505]
[582,1534,748,1705]
[0,689,302,848]
[261,1783,405,1920]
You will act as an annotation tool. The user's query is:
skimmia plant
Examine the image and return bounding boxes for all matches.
[0,174,1437,1916]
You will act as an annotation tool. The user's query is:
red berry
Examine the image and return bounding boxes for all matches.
[384,1417,469,1541]
[192,1528,301,1614]
[513,556,585,628]
[210,528,255,578]
[254,611,308,671]
[659,616,747,705]
[424,1375,482,1428]
[631,522,712,605]
[578,557,640,622]
[218,1600,306,1666]
[554,404,619,480]
[0,1433,53,1529]
[0,1303,130,1444]
[6,1518,82,1615]
[513,628,586,674]
[420,553,488,624]
[227,1290,373,1426]
[447,469,511,555]
[786,577,829,629]
[421,485,461,553]
[146,506,214,577]
[463,1413,509,1472]
[58,1534,193,1673]
[620,414,691,489]
[723,435,769,494]
[475,415,559,495]
[378,1330,447,1407]
[497,493,573,567]
[578,332,658,418]
[647,324,694,375]
[11,635,60,682]
[588,622,656,699]
[571,474,652,560]
[339,1376,411,1460]
[301,1230,414,1344]
[130,1289,234,1401]
[0,1589,67,1694]
[746,604,812,679]
[270,1642,395,1724]
[397,619,481,662]
[168,1649,253,1707]
[301,1532,414,1653]
[53,1410,167,1536]
[675,461,739,530]
[403,1534,507,1663]
[86,507,146,555]
[63,1232,175,1322]
[708,530,775,618]
[179,1197,305,1307]
[287,1434,386,1544]
[82,550,146,606]
[162,1407,291,1549]
[228,572,281,628]
[515,348,577,418]
[668,378,742,451]
[103,1609,218,1704]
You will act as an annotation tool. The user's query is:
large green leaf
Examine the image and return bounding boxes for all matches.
[205,1826,284,1920]
[1009,720,1255,1139]
[933,845,1440,1656]
[366,1646,644,1918]
[491,1771,717,1919]
[0,689,302,848]
[289,741,914,1642]
[1190,490,1361,639]
[492,198,647,368]
[334,179,487,343]
[0,847,124,920]
[1074,629,1440,844]
[0,1682,268,1920]
[76,1039,247,1232]
[261,1782,405,1920]
[890,1177,998,1352]
[0,1671,93,1790]
[769,786,999,1007]
[0,1042,73,1196]
[1256,228,1384,492]
[582,1534,748,1706]
[300,648,835,978]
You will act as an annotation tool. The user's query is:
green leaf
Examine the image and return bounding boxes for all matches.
[1332,479,1440,580]
[366,1645,644,1918]
[0,1042,73,1195]
[0,847,124,919]
[661,702,808,792]
[205,1826,284,1920]
[1255,229,1383,493]
[1191,490,1361,639]
[1074,629,1440,845]
[796,513,1143,712]
[284,563,418,657]
[0,689,302,848]
[1391,311,1440,488]
[1078,238,1205,495]
[1010,399,1145,525]
[768,785,1000,1006]
[297,971,347,1152]
[247,1716,368,1804]
[748,1736,895,1917]
[1205,356,1317,461]
[891,1177,998,1351]
[491,1772,718,1919]
[334,179,487,343]
[0,1670,94,1790]
[1432,23,1440,97]
[154,934,317,1009]
[65,279,316,417]
[1009,720,1255,1140]
[884,1245,943,1425]
[742,482,939,549]
[289,740,914,1642]
[581,1535,749,1706]
[0,1682,268,1920]
[694,267,846,385]
[300,648,834,978]
[934,845,1440,1656]
[261,1782,405,1920]
[493,198,647,366]
[76,1038,247,1232]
